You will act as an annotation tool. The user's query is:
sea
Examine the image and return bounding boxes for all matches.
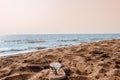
[0,34,120,56]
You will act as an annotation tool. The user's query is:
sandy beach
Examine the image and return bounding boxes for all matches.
[0,39,120,80]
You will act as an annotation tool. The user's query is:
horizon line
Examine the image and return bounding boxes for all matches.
[0,33,120,36]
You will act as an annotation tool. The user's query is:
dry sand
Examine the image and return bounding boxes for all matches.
[0,39,120,80]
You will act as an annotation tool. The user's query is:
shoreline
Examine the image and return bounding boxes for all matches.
[0,39,120,80]
[0,38,113,57]
[0,34,120,57]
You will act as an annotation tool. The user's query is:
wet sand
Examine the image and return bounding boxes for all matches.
[0,39,120,80]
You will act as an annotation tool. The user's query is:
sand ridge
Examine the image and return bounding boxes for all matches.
[0,39,120,80]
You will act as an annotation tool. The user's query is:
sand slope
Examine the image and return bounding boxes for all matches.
[0,39,120,80]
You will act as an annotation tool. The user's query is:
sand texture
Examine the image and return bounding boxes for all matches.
[0,39,120,80]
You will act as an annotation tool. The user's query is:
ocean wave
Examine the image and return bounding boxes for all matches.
[57,39,79,42]
[4,40,22,42]
[0,46,46,54]
[26,40,46,43]
[3,40,46,44]
[90,38,106,41]
[28,47,46,50]
[0,49,28,53]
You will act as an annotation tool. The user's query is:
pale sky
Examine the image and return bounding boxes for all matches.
[0,0,120,34]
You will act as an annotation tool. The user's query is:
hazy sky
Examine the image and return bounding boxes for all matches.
[0,0,120,34]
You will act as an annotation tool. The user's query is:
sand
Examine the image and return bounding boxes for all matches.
[0,39,120,80]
